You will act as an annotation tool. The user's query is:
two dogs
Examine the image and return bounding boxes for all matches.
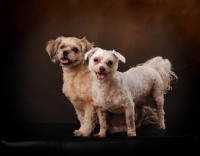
[85,48,178,137]
[45,36,176,136]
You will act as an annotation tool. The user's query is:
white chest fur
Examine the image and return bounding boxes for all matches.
[92,75,133,114]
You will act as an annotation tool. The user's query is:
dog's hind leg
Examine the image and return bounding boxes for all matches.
[152,93,166,129]
[124,103,136,136]
[106,112,127,134]
[141,106,158,126]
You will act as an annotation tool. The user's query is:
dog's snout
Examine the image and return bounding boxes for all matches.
[99,66,105,73]
[63,51,69,56]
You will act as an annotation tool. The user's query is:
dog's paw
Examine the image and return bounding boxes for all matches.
[127,132,136,136]
[93,133,106,137]
[156,124,166,130]
[73,130,83,136]
[73,130,90,136]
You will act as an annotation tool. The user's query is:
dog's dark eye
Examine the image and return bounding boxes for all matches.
[72,47,79,53]
[60,45,64,49]
[107,61,113,66]
[94,58,98,62]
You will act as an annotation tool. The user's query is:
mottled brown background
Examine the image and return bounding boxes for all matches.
[1,0,199,133]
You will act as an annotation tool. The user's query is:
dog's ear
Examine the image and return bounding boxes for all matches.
[46,37,62,63]
[84,47,100,60]
[112,50,126,63]
[81,37,95,66]
[81,37,95,53]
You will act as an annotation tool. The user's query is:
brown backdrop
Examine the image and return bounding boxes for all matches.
[2,0,199,132]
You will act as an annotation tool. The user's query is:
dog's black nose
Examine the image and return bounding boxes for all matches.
[63,51,69,56]
[99,66,105,73]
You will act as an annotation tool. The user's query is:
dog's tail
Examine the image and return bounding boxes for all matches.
[140,56,178,93]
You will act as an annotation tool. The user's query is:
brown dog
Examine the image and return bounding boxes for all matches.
[46,36,158,136]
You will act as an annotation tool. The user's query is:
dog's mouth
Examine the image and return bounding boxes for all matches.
[61,58,75,65]
[96,73,106,79]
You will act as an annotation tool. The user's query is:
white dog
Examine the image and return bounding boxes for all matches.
[85,47,178,137]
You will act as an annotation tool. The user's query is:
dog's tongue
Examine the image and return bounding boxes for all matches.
[97,73,105,79]
[61,59,69,63]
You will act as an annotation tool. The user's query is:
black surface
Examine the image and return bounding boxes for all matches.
[0,123,197,155]
[0,122,195,139]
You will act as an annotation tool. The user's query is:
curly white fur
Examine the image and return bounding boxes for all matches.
[85,47,178,137]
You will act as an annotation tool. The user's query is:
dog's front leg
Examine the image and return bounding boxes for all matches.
[94,107,107,137]
[74,105,96,136]
[81,105,97,136]
[73,106,85,136]
[125,104,136,136]
[74,106,96,136]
